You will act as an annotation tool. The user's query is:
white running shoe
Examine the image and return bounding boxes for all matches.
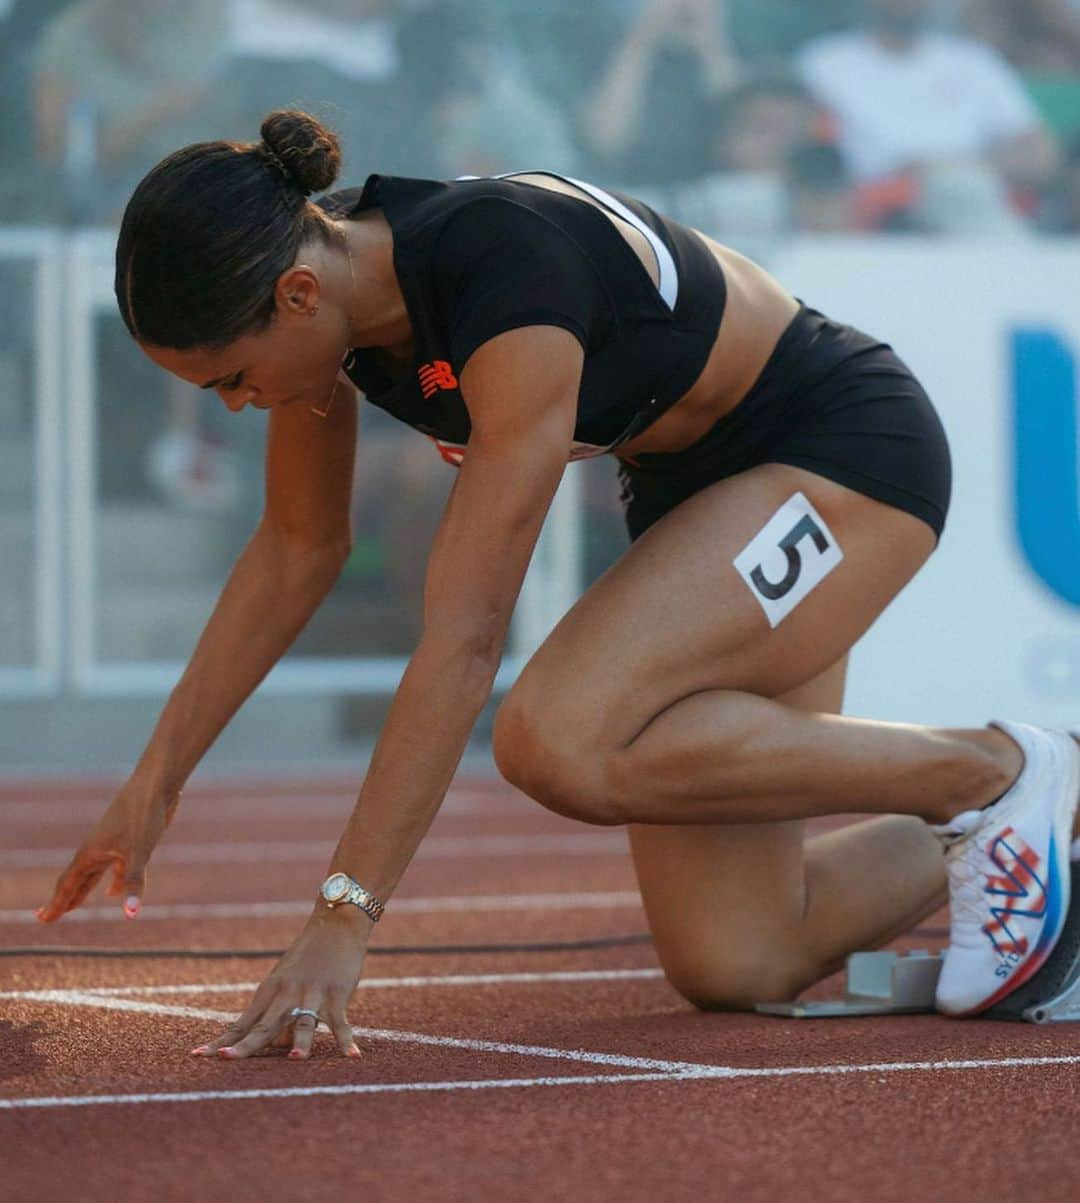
[934,719,1079,1017]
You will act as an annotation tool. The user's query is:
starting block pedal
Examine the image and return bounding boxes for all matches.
[756,863,1080,1023]
[755,949,940,1018]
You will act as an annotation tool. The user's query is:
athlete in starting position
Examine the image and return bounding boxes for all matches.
[37,111,1080,1059]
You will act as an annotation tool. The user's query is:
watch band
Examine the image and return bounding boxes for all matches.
[345,882,386,923]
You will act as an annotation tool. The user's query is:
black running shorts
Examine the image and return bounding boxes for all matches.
[617,304,953,543]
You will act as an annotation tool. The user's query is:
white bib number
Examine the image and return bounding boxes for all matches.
[733,492,843,628]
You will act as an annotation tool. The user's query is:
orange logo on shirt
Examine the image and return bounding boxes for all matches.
[418,361,458,399]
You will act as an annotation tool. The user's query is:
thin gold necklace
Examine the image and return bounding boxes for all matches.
[310,226,359,418]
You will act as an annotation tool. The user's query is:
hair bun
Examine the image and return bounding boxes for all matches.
[259,109,341,196]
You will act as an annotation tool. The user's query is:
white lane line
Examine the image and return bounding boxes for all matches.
[0,969,665,1001]
[9,1050,1080,1112]
[0,891,643,925]
[4,991,1080,1112]
[14,993,712,1075]
[4,1048,1080,1112]
[0,1072,697,1109]
[0,833,625,868]
[717,1055,1080,1077]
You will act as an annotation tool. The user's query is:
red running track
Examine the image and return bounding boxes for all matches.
[2,773,1079,1203]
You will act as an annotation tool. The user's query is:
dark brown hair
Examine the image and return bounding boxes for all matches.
[115,110,343,349]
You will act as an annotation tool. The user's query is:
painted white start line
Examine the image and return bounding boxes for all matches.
[3,979,1080,1111]
[0,890,644,925]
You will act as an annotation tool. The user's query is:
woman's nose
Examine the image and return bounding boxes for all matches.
[221,387,258,412]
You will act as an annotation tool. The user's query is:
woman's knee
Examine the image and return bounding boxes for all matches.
[491,695,622,825]
[659,939,816,1011]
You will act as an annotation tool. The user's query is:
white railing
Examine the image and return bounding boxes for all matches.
[0,229,64,700]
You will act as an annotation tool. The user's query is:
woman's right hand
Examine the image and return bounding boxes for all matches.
[35,780,181,923]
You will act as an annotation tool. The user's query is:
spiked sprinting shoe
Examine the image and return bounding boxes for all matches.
[934,720,1079,1017]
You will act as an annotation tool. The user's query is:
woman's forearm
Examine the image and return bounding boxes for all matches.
[132,524,348,796]
[325,637,498,904]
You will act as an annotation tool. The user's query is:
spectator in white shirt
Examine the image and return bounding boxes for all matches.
[797,0,1058,228]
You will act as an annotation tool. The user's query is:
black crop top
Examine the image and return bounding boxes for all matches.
[317,171,726,465]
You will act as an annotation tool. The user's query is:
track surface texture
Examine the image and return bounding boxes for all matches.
[2,773,1078,1202]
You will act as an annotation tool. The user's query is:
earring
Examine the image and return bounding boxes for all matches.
[308,305,319,316]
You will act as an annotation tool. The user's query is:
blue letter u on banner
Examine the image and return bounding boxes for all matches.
[1012,328,1080,607]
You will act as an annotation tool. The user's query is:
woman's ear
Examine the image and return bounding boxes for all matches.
[276,265,321,318]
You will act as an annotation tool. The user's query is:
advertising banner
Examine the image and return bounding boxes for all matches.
[773,239,1080,727]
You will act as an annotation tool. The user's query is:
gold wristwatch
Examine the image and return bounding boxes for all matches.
[319,872,386,922]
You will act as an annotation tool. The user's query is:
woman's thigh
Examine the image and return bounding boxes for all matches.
[493,461,937,802]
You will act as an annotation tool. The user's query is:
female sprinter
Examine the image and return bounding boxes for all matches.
[36,111,1080,1059]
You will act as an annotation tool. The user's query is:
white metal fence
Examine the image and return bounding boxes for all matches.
[0,229,64,699]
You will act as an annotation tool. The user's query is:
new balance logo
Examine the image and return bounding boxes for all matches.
[418,361,458,399]
[982,826,1047,961]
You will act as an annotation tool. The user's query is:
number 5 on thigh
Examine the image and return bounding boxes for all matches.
[734,491,843,628]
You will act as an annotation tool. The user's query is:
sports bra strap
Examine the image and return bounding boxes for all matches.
[457,170,679,312]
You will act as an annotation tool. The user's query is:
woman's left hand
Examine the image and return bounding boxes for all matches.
[191,907,371,1060]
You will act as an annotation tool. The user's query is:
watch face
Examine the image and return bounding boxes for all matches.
[321,873,351,903]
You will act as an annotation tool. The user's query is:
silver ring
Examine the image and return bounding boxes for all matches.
[289,1007,320,1023]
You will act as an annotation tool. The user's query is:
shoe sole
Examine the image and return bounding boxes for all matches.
[946,729,1079,1018]
[986,861,1080,1020]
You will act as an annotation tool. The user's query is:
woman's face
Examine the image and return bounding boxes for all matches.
[141,273,347,414]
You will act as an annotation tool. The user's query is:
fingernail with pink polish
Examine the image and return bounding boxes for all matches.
[190,1046,209,1056]
[347,1046,361,1058]
[218,1047,238,1058]
[288,1049,305,1060]
[124,896,140,918]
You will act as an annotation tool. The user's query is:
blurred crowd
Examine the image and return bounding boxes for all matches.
[2,0,1078,518]
[2,0,1078,239]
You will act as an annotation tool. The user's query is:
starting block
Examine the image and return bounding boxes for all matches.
[755,949,942,1019]
[756,863,1080,1023]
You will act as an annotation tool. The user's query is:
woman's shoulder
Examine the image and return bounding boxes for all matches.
[315,174,481,234]
[318,172,561,219]
[320,174,593,266]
